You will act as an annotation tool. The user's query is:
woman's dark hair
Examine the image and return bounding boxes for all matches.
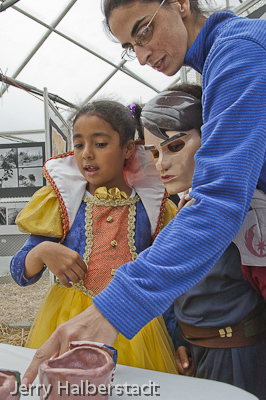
[73,100,136,147]
[102,0,203,37]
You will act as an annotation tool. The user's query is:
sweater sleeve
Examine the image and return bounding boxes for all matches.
[10,235,59,286]
[93,38,266,339]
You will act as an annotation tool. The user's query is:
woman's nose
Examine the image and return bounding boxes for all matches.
[135,45,152,66]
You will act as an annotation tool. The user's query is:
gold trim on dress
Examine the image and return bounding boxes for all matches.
[55,279,96,298]
[42,151,74,242]
[152,189,168,241]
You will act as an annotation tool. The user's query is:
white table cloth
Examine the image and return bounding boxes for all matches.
[0,343,258,399]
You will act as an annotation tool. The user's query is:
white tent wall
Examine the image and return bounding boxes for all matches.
[1,0,258,134]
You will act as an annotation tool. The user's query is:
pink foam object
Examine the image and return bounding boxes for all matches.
[0,371,19,400]
[39,341,116,400]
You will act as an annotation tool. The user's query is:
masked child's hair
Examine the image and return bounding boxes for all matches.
[73,100,136,147]
[141,83,203,140]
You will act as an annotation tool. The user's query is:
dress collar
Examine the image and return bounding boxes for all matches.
[86,188,136,199]
[43,146,166,236]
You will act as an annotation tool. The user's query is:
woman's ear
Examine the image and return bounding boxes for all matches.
[124,140,135,159]
[177,0,190,17]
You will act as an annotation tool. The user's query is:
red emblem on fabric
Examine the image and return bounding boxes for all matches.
[245,224,266,257]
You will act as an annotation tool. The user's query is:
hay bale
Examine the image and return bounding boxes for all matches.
[0,323,31,347]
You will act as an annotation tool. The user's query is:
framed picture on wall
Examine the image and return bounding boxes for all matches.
[0,199,30,234]
[44,90,72,159]
[0,142,45,197]
[0,206,7,226]
[49,119,67,156]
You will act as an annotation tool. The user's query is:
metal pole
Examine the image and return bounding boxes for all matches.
[0,73,78,109]
[0,0,20,12]
[233,0,261,15]
[180,67,187,83]
[9,3,160,100]
[0,0,79,97]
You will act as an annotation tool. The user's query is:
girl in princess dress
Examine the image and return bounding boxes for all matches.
[10,99,178,374]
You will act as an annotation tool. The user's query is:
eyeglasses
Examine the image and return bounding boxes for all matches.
[121,0,166,61]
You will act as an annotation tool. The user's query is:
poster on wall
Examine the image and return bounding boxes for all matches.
[0,200,29,234]
[0,142,45,198]
[4,205,24,226]
[44,88,72,160]
[49,119,68,156]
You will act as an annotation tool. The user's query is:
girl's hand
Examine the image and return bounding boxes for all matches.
[25,241,87,287]
[175,346,195,376]
[178,190,192,212]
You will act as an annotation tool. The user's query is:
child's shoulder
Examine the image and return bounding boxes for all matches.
[152,198,178,241]
[162,198,178,228]
[16,186,63,239]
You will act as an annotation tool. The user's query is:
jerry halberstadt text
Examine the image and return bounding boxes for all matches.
[10,380,160,397]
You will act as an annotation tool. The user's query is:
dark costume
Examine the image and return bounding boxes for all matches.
[174,233,266,398]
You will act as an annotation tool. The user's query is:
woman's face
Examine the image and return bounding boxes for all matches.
[144,127,201,194]
[108,1,190,76]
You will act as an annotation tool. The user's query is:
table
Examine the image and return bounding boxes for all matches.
[0,343,258,399]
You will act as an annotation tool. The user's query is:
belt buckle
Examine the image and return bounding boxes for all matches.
[219,326,233,338]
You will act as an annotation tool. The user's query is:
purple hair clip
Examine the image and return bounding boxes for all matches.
[129,103,136,117]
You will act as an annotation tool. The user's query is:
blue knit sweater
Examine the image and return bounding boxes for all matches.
[93,11,266,339]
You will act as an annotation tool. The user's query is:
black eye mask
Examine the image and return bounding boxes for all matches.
[140,90,202,140]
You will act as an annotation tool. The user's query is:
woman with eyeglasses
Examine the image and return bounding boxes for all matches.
[21,0,266,391]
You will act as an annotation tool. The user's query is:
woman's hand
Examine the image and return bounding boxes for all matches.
[21,304,119,386]
[175,346,195,376]
[25,241,87,287]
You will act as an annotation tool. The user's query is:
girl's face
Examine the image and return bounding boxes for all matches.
[108,0,190,76]
[73,114,134,195]
[144,127,201,194]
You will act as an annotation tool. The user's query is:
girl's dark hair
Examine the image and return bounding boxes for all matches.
[73,100,136,147]
[127,103,144,140]
[102,0,202,37]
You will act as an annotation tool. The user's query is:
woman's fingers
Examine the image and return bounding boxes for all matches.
[21,305,118,386]
[22,331,62,386]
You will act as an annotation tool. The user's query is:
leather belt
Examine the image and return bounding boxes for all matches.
[178,303,266,348]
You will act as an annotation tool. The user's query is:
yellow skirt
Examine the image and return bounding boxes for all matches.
[26,284,178,374]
